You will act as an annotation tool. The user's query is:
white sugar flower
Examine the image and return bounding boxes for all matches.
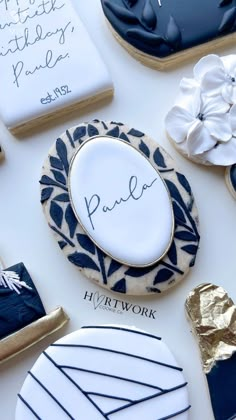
[193,54,236,104]
[165,87,231,157]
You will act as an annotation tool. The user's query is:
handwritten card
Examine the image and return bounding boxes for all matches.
[0,0,113,132]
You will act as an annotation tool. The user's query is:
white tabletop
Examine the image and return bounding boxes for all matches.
[1,1,236,419]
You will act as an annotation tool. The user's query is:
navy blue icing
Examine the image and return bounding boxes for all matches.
[207,353,236,420]
[230,164,236,193]
[101,0,236,59]
[0,263,46,340]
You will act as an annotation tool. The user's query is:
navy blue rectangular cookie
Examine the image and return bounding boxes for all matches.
[0,262,69,364]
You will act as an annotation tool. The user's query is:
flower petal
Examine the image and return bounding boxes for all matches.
[222,84,234,104]
[201,68,228,97]
[194,55,224,81]
[187,121,216,155]
[202,95,229,115]
[204,113,232,142]
[222,55,236,76]
[229,104,236,135]
[202,136,236,166]
[165,106,195,143]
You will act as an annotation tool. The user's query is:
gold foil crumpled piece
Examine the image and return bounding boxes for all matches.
[185,283,236,374]
[0,307,69,364]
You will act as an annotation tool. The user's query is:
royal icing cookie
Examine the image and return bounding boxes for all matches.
[40,120,200,295]
[16,325,190,419]
[101,0,236,69]
[186,284,236,420]
[0,261,68,364]
[165,54,236,166]
[0,0,113,134]
[225,164,236,199]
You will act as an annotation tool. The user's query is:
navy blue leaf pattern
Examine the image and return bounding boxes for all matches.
[107,126,120,137]
[56,138,69,175]
[40,175,68,192]
[41,187,53,204]
[51,170,66,185]
[181,245,198,255]
[154,268,173,284]
[111,278,126,293]
[176,172,192,196]
[68,253,100,271]
[54,194,70,202]
[108,259,122,277]
[58,241,67,250]
[50,201,63,228]
[139,140,150,157]
[65,204,77,238]
[120,132,130,142]
[153,148,167,168]
[73,126,86,141]
[175,231,196,242]
[77,234,96,255]
[41,121,200,295]
[50,156,64,170]
[167,241,177,265]
[173,202,186,224]
[88,124,99,137]
[128,128,144,137]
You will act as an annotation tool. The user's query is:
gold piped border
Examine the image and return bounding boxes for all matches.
[68,135,175,268]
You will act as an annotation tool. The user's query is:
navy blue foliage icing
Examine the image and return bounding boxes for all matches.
[229,164,236,192]
[128,128,144,137]
[50,156,64,170]
[56,138,69,175]
[68,253,100,272]
[154,268,173,284]
[120,132,130,142]
[108,259,122,277]
[77,234,96,255]
[167,242,177,266]
[51,170,66,186]
[153,148,167,168]
[41,187,53,204]
[50,201,63,228]
[73,126,86,142]
[111,278,126,293]
[101,0,236,59]
[88,124,99,137]
[107,126,120,137]
[54,193,70,202]
[0,263,45,340]
[41,121,199,294]
[65,204,78,238]
[139,140,150,157]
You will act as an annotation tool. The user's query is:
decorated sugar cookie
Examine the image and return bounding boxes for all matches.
[40,120,200,295]
[165,54,236,199]
[101,0,236,69]
[0,0,113,134]
[0,144,4,161]
[186,284,236,420]
[0,258,68,364]
[16,325,190,419]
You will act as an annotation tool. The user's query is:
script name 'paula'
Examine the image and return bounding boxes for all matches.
[84,175,157,230]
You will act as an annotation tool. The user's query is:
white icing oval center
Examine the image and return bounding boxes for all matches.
[69,136,174,267]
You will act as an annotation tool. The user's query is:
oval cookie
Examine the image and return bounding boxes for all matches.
[16,325,190,419]
[40,120,200,295]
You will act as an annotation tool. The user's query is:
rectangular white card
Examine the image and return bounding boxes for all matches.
[0,0,113,130]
